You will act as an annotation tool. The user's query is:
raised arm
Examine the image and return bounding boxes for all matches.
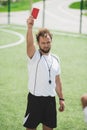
[55,75,65,112]
[27,16,36,58]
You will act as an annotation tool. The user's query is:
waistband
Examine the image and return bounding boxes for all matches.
[28,92,55,99]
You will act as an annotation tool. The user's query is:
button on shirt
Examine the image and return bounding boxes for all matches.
[27,50,61,97]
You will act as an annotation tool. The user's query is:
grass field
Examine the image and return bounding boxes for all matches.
[69,1,87,10]
[0,25,87,130]
[0,0,41,12]
[0,0,87,12]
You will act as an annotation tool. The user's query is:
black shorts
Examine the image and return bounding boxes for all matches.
[23,93,57,129]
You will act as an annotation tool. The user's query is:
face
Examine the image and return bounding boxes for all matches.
[38,35,52,54]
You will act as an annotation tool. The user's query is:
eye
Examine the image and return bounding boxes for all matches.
[42,42,45,44]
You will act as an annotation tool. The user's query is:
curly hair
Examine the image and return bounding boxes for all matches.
[36,28,52,42]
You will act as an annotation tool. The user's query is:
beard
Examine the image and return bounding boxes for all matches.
[39,47,51,54]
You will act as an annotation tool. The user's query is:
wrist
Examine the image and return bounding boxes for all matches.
[28,26,33,29]
[59,98,65,101]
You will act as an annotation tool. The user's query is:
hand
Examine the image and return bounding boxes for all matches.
[59,100,65,112]
[27,16,34,28]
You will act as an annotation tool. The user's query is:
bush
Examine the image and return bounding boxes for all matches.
[0,1,8,6]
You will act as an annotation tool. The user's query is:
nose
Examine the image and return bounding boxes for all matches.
[44,42,50,48]
[45,43,48,47]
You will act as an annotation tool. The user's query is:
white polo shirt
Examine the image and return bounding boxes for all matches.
[27,50,61,97]
[83,107,87,123]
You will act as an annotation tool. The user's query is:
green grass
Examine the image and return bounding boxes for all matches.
[0,0,41,12]
[0,25,87,130]
[0,30,20,45]
[69,1,87,16]
[69,1,87,10]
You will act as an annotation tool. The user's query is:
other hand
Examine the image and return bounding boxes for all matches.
[59,100,65,112]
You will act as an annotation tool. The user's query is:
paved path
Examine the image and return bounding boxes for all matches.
[0,0,87,34]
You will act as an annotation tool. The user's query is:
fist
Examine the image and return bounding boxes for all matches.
[27,16,34,28]
[59,106,64,112]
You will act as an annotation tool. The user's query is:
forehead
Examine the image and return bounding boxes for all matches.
[39,34,51,42]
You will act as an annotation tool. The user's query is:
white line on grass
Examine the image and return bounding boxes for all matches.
[52,31,87,39]
[0,28,25,49]
[0,25,87,41]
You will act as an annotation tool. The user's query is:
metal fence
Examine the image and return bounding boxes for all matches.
[0,0,87,34]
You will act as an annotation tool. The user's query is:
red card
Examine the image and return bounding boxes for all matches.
[31,8,39,19]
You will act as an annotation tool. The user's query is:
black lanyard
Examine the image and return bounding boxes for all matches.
[43,56,53,84]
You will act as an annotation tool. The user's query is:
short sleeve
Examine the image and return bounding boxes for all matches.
[52,54,61,76]
[27,50,40,64]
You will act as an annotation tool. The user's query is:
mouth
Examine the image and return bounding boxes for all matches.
[40,47,50,54]
[44,47,50,50]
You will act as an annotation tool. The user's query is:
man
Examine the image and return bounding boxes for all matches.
[81,93,87,123]
[23,15,65,130]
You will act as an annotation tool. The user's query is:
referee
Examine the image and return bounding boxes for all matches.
[23,15,65,130]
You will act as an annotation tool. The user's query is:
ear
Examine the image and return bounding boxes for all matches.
[37,42,39,45]
[36,42,40,47]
